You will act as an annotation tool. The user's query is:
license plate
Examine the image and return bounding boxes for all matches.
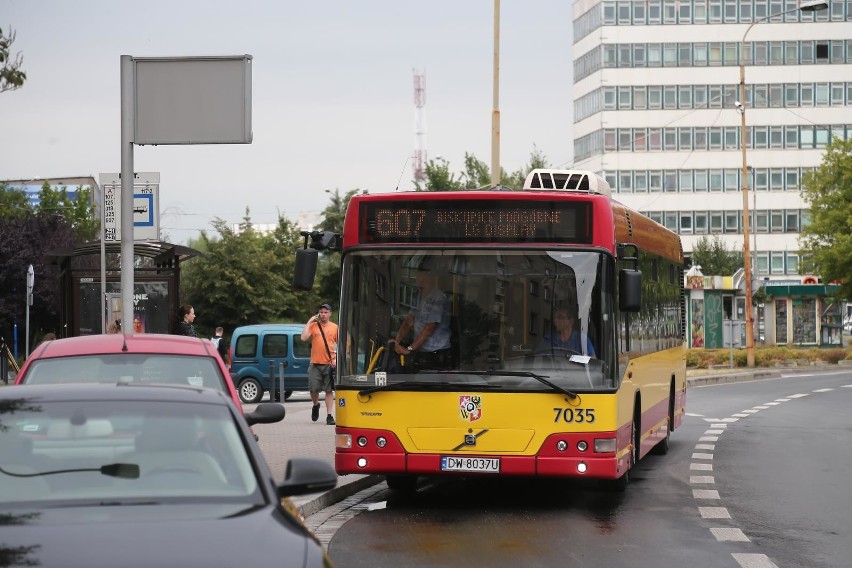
[440,456,500,473]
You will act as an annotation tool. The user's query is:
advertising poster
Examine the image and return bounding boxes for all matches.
[78,280,170,335]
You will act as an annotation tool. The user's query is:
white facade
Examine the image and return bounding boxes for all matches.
[571,0,852,278]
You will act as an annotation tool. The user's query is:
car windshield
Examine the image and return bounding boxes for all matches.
[23,354,228,392]
[0,398,262,506]
[339,249,620,392]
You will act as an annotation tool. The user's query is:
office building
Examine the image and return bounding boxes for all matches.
[572,0,851,279]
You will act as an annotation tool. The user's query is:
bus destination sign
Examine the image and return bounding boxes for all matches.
[361,200,592,244]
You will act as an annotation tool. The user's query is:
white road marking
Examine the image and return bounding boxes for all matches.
[740,409,760,414]
[699,436,719,442]
[732,413,751,418]
[774,398,790,402]
[695,443,715,450]
[731,553,779,568]
[690,476,715,484]
[812,388,833,392]
[699,506,731,519]
[753,405,770,409]
[693,489,720,499]
[711,528,749,541]
[691,463,713,471]
[692,452,714,460]
[705,429,725,434]
[710,423,728,428]
[787,393,809,398]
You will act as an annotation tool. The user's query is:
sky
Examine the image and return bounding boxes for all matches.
[1,0,574,245]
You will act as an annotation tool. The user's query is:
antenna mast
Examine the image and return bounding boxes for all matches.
[413,69,427,184]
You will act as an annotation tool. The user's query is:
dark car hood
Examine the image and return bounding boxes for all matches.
[0,503,328,568]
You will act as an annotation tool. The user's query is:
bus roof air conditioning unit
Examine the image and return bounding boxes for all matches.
[522,169,611,197]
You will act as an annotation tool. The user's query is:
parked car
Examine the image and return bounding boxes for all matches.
[15,334,243,411]
[230,324,311,404]
[0,383,336,568]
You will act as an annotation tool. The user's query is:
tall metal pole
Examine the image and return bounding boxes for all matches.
[120,55,136,336]
[490,0,501,187]
[738,60,755,367]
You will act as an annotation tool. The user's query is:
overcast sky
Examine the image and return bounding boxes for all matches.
[1,1,574,244]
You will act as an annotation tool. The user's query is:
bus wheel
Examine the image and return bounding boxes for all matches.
[238,378,263,404]
[284,390,293,401]
[386,474,418,493]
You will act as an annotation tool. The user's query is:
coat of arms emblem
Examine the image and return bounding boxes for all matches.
[458,395,482,422]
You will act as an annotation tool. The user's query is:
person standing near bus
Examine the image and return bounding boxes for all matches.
[391,267,452,370]
[176,304,197,337]
[301,303,338,425]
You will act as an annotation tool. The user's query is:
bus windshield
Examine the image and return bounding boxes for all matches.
[338,249,617,392]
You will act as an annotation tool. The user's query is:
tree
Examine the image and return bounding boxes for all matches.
[35,182,99,242]
[416,147,550,191]
[314,189,362,309]
[0,212,75,348]
[0,27,26,93]
[799,138,852,299]
[690,235,744,276]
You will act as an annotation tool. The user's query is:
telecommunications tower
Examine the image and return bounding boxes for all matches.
[413,69,427,183]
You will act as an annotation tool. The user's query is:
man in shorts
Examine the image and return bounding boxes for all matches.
[301,303,339,425]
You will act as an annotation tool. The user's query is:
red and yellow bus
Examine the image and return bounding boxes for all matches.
[296,169,686,491]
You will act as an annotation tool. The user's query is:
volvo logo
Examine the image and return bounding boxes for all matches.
[454,429,489,451]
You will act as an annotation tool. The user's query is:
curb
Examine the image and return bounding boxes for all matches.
[686,364,845,387]
[297,474,383,519]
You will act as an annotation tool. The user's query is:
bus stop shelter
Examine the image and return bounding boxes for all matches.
[46,241,200,337]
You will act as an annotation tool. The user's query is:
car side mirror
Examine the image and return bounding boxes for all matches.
[277,457,338,497]
[244,402,286,427]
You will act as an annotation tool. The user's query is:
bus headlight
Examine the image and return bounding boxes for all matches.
[376,436,387,448]
[357,436,368,447]
[357,457,368,468]
[577,462,587,473]
[594,438,616,453]
[556,440,568,452]
[576,440,588,452]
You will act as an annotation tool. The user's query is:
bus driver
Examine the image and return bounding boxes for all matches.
[391,267,451,370]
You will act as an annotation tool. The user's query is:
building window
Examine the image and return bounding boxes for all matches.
[785,169,800,190]
[679,170,693,192]
[664,212,678,231]
[634,171,648,193]
[680,212,693,234]
[770,252,785,275]
[695,211,708,234]
[725,212,739,233]
[649,171,663,192]
[786,253,799,275]
[710,212,723,233]
[771,211,784,232]
[710,169,723,192]
[755,211,769,233]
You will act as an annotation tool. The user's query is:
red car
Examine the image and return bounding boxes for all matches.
[15,334,243,411]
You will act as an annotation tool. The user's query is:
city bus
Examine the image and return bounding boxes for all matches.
[295,169,686,491]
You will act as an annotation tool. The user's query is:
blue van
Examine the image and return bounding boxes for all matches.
[229,324,311,404]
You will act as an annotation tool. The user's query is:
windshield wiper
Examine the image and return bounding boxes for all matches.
[427,370,578,399]
[0,463,140,479]
[358,380,502,396]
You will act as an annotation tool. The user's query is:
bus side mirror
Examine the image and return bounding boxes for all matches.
[293,248,318,291]
[619,269,642,312]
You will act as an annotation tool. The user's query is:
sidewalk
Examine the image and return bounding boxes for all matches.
[249,398,382,519]
[254,362,851,518]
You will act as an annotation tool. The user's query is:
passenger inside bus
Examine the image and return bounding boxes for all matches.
[535,305,597,358]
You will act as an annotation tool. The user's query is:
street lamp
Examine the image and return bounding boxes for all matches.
[737,0,828,367]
